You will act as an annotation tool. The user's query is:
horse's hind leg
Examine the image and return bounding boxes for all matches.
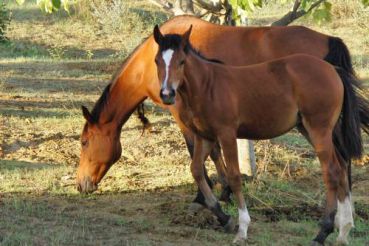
[302,123,353,245]
[333,150,354,245]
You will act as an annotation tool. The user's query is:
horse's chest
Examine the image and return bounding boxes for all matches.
[179,108,214,139]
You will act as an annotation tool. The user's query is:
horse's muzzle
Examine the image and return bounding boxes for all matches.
[160,88,175,105]
[76,176,98,194]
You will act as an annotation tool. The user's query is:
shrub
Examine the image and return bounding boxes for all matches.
[0,1,11,42]
[88,0,167,57]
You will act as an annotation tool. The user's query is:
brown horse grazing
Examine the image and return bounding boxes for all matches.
[153,25,368,245]
[76,16,369,210]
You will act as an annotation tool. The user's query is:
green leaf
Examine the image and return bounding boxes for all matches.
[63,0,71,13]
[37,0,63,13]
[238,0,255,13]
[46,1,54,13]
[246,0,255,12]
[324,1,332,11]
[312,8,331,25]
[52,0,61,10]
[229,0,238,9]
[15,0,25,5]
[253,0,263,8]
[301,0,309,11]
[362,0,369,8]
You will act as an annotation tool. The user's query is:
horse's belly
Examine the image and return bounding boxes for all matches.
[237,111,299,140]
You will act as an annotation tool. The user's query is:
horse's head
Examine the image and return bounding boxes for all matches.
[153,25,192,105]
[76,106,122,193]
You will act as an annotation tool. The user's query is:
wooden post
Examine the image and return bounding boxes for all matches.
[237,139,256,177]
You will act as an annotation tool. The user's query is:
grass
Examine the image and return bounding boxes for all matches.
[0,0,368,245]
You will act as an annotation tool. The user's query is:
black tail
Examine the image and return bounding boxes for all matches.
[325,37,355,76]
[335,68,363,160]
[333,68,367,189]
[325,36,369,135]
[357,96,369,135]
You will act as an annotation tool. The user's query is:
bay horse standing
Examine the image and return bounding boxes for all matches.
[76,16,369,212]
[153,25,368,245]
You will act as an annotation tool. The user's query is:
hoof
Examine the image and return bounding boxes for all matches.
[311,241,323,246]
[232,232,247,245]
[336,237,349,245]
[223,217,236,233]
[187,202,205,216]
[336,222,352,245]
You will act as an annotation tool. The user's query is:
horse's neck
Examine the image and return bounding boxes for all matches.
[98,54,153,129]
[180,53,210,109]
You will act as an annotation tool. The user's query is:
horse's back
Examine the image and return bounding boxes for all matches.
[211,54,343,139]
[159,16,330,65]
[262,26,328,59]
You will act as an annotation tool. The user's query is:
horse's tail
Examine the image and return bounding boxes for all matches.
[333,68,367,189]
[325,37,355,76]
[325,36,369,135]
[358,97,369,135]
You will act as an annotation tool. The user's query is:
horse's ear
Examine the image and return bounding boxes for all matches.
[181,25,192,52]
[182,25,192,45]
[81,106,94,124]
[153,25,163,45]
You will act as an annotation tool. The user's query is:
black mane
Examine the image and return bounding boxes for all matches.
[90,83,111,123]
[160,34,223,64]
[88,36,150,122]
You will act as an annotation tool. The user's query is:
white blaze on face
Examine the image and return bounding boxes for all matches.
[335,194,354,245]
[161,49,174,96]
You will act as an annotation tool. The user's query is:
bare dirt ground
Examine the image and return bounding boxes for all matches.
[0,1,368,245]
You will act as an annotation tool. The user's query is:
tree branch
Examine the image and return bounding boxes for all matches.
[271,0,326,26]
[292,0,301,13]
[147,0,182,15]
[183,0,195,14]
[148,0,173,10]
[194,0,223,13]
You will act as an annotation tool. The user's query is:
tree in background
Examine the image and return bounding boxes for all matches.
[148,0,361,26]
[16,0,369,25]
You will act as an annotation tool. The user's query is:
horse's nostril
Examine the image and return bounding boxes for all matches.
[160,89,165,97]
[77,176,98,194]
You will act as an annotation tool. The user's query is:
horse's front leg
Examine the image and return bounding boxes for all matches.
[168,107,218,212]
[209,142,231,202]
[183,131,215,214]
[218,132,251,244]
[191,135,235,231]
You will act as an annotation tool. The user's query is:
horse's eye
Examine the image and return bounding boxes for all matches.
[81,139,88,147]
[180,60,185,66]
